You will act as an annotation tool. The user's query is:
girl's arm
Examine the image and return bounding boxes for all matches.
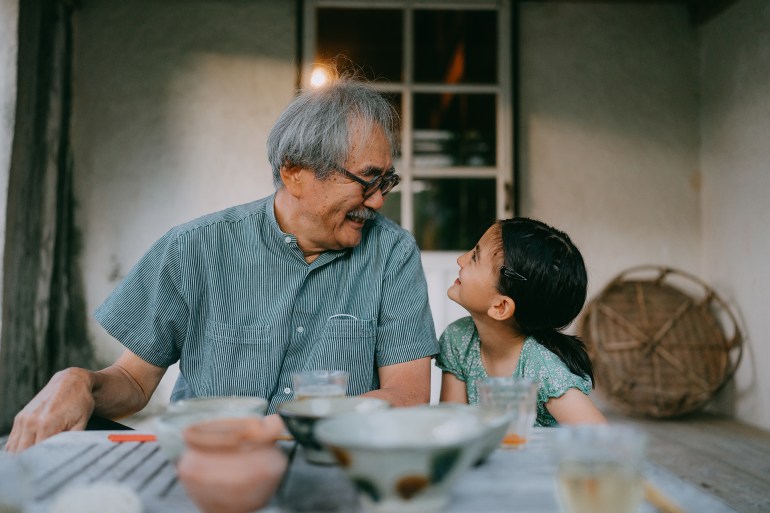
[439,372,469,403]
[545,388,607,424]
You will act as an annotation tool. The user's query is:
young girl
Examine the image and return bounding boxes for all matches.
[437,217,606,426]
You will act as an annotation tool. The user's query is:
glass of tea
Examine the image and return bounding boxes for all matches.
[554,424,647,513]
[291,370,349,400]
[475,377,538,448]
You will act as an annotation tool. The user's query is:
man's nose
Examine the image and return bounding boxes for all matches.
[363,189,385,210]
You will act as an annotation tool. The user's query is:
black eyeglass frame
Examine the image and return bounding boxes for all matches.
[335,165,401,199]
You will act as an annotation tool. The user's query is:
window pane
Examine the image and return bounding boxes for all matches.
[413,94,496,167]
[414,10,497,84]
[413,178,496,250]
[316,9,403,81]
[382,93,402,159]
[379,191,402,226]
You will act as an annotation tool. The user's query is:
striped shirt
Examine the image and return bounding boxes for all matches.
[94,194,438,413]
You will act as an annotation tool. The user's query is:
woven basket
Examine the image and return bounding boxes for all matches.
[581,266,742,418]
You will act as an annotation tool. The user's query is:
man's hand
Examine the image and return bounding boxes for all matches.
[5,367,96,452]
[5,350,167,453]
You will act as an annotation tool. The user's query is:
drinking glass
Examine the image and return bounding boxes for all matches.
[554,425,647,513]
[476,377,538,448]
[291,370,349,399]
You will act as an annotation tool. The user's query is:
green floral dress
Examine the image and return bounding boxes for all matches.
[435,316,592,427]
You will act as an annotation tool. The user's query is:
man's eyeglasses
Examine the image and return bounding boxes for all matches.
[335,166,401,199]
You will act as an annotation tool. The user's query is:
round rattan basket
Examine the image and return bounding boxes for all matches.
[581,266,742,418]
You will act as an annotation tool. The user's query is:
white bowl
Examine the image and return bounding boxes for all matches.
[315,407,487,513]
[155,396,267,462]
[415,404,510,465]
[277,396,390,465]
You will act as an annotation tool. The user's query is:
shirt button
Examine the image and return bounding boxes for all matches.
[284,387,292,394]
[296,326,304,333]
[284,236,292,243]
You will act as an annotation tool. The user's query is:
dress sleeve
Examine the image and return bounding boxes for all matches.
[435,318,472,382]
[94,229,189,367]
[522,341,593,406]
[374,238,439,366]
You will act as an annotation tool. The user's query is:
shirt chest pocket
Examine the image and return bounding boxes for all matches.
[204,320,276,397]
[306,315,377,394]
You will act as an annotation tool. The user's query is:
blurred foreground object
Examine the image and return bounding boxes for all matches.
[582,265,742,418]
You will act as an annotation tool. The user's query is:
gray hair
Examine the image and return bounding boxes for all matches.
[267,79,399,188]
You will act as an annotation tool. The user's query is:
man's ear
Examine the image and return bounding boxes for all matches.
[487,295,516,321]
[279,162,306,197]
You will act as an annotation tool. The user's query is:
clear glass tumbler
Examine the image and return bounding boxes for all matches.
[476,376,538,448]
[291,370,349,400]
[554,424,647,513]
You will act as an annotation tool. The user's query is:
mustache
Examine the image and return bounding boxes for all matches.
[346,208,376,222]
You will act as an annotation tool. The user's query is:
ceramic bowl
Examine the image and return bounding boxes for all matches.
[155,396,268,463]
[417,404,510,465]
[277,396,390,465]
[315,407,488,513]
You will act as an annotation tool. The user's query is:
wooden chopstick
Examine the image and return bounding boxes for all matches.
[644,481,687,513]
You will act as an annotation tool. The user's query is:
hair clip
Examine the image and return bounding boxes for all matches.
[500,266,528,281]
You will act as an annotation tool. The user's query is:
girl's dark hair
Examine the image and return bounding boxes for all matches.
[495,218,594,385]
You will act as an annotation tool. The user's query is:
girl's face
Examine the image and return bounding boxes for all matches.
[448,224,504,314]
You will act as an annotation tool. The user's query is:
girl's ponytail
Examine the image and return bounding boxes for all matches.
[532,329,594,386]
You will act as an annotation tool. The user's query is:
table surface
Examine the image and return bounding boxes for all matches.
[15,428,738,513]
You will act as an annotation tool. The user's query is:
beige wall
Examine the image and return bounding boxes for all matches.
[72,0,297,415]
[699,0,770,429]
[519,0,769,430]
[519,2,701,303]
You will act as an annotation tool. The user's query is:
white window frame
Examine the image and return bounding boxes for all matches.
[302,0,514,238]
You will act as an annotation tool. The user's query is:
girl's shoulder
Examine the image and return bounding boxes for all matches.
[442,316,477,338]
[439,317,478,353]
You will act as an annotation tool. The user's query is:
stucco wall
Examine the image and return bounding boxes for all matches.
[699,0,770,430]
[72,0,296,415]
[519,2,701,301]
[0,0,19,339]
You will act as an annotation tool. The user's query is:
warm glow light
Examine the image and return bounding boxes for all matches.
[310,66,331,88]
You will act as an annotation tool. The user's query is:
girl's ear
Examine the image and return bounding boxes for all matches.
[280,162,306,198]
[487,295,516,321]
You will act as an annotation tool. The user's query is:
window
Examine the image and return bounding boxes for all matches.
[303,0,512,251]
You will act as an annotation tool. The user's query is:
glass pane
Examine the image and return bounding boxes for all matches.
[316,9,403,82]
[413,178,496,251]
[382,93,402,159]
[414,10,497,84]
[379,191,402,226]
[413,94,496,167]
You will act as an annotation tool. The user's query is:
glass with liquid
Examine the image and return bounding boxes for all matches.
[291,370,349,400]
[555,425,647,513]
[476,377,538,448]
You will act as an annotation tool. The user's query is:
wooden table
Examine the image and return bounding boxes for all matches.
[16,428,738,513]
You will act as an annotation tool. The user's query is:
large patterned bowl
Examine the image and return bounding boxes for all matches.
[277,396,390,464]
[315,407,487,513]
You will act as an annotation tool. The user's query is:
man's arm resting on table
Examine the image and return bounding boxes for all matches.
[363,356,433,406]
[5,349,166,452]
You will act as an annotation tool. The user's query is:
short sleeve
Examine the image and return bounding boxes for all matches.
[519,339,592,408]
[435,317,476,382]
[375,238,439,366]
[94,229,189,367]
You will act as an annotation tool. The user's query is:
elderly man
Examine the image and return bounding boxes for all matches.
[6,79,438,452]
